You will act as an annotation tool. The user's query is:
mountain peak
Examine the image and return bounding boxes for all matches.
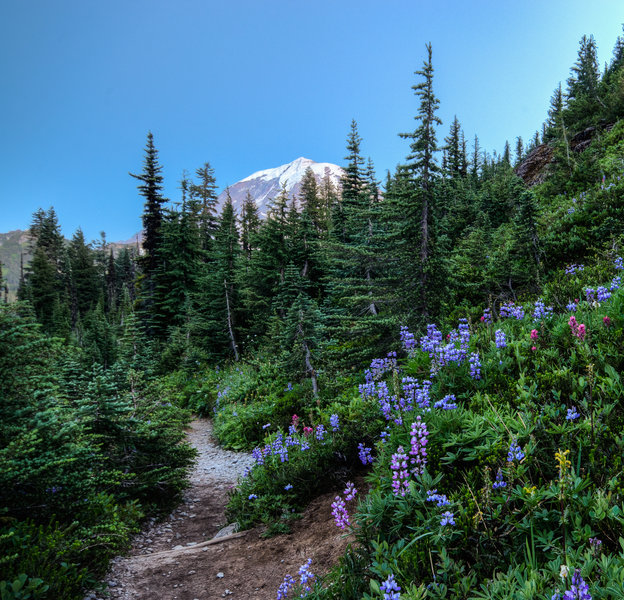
[220,157,343,217]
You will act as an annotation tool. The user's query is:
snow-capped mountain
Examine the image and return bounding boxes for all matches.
[217,157,343,217]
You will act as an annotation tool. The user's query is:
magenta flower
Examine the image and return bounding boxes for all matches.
[530,329,539,341]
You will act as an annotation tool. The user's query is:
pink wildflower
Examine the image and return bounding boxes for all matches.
[604,316,611,327]
[530,329,539,341]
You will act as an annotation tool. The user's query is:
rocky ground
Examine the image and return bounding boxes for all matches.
[87,420,353,600]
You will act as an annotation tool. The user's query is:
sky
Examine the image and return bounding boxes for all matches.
[1,0,623,242]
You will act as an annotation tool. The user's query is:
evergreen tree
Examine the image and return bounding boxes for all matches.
[192,194,241,360]
[444,116,463,177]
[189,162,219,252]
[68,228,99,324]
[566,34,601,128]
[130,132,166,334]
[515,136,524,165]
[396,42,443,317]
[239,192,260,263]
[130,132,165,277]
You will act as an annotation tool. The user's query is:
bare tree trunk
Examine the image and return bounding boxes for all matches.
[303,339,319,397]
[366,267,378,315]
[224,279,240,362]
[297,313,318,397]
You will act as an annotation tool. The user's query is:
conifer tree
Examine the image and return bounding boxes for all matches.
[68,228,99,324]
[189,162,219,252]
[566,34,601,128]
[444,116,463,177]
[239,192,260,263]
[396,42,443,317]
[130,132,166,334]
[515,137,524,165]
[130,132,165,278]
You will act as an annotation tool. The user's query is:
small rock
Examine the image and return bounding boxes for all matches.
[173,545,184,550]
[188,570,196,575]
[108,581,118,588]
[214,523,239,538]
[217,572,225,578]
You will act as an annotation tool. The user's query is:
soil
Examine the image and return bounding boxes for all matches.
[87,420,354,600]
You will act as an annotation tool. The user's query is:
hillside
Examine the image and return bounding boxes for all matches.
[0,229,30,300]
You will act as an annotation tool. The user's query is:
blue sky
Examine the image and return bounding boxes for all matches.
[1,0,623,242]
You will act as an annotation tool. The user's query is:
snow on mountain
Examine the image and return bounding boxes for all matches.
[217,157,343,218]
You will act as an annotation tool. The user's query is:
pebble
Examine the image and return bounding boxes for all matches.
[217,572,225,578]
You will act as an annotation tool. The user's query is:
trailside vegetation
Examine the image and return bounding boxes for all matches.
[4,26,624,599]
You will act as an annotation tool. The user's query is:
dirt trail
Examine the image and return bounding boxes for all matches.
[88,420,352,600]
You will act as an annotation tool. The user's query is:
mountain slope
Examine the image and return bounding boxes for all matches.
[217,157,343,216]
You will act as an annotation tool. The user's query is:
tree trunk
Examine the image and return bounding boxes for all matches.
[224,279,239,362]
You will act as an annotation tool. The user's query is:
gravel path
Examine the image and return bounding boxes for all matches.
[85,418,352,600]
[86,419,254,599]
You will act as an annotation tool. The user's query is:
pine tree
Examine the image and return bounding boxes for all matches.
[68,228,99,324]
[130,132,166,334]
[566,34,601,128]
[444,116,463,177]
[471,135,482,178]
[192,194,241,360]
[189,162,219,252]
[515,137,524,166]
[239,192,260,263]
[396,42,443,317]
[502,140,511,166]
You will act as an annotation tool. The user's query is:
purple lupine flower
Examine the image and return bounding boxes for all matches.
[390,446,410,497]
[248,494,258,500]
[367,352,398,381]
[329,414,340,431]
[469,352,481,380]
[584,288,596,303]
[495,329,507,348]
[402,377,431,409]
[566,302,578,312]
[331,496,350,529]
[596,286,611,302]
[500,302,525,320]
[533,298,553,320]
[458,319,471,359]
[481,308,492,324]
[615,256,623,270]
[440,511,455,526]
[252,447,265,465]
[434,394,457,409]
[315,424,326,441]
[298,559,315,594]
[344,481,357,501]
[611,276,621,291]
[380,573,401,600]
[400,325,416,352]
[507,439,525,462]
[277,574,295,600]
[492,469,507,490]
[408,417,428,477]
[358,443,374,465]
[566,407,580,421]
[589,537,602,553]
[563,569,591,600]
[565,264,584,275]
[426,489,450,506]
[420,324,444,354]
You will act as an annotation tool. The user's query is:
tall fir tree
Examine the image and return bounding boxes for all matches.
[129,132,166,334]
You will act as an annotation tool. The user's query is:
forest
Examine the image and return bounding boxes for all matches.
[3,28,624,599]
